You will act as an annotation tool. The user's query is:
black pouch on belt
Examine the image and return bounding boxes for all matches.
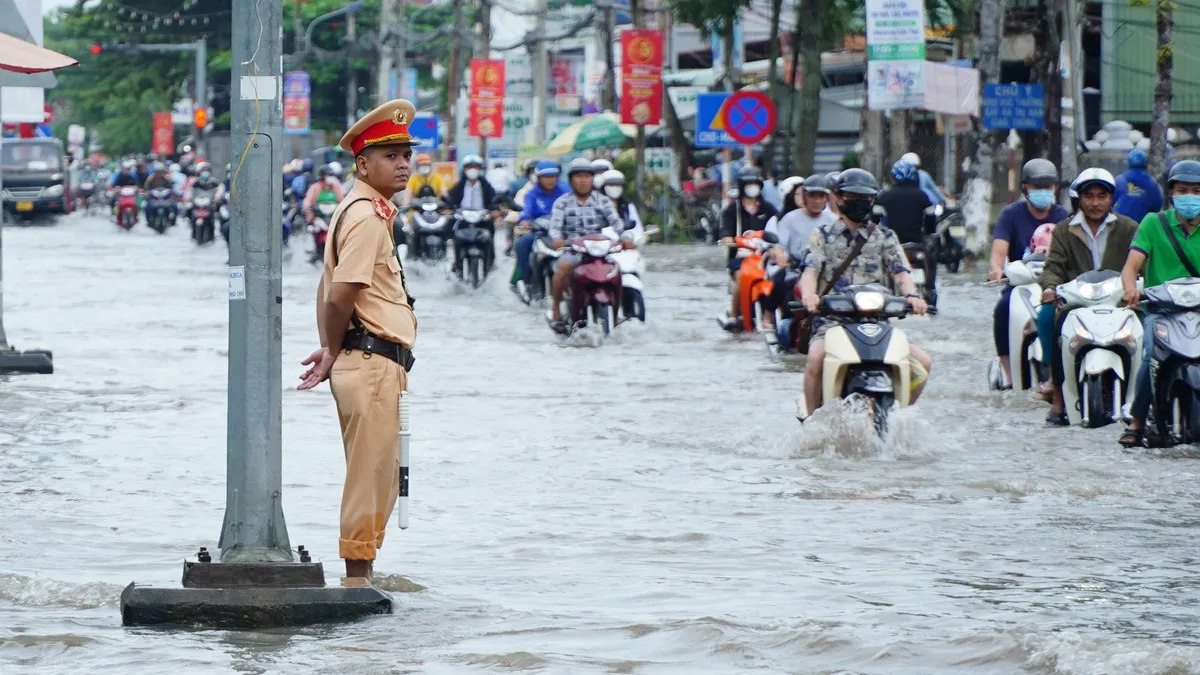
[343,319,416,372]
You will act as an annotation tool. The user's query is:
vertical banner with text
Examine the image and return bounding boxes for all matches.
[152,112,174,156]
[469,58,506,138]
[619,28,664,126]
[865,0,926,110]
[282,71,312,134]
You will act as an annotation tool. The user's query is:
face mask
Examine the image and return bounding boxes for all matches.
[325,176,336,185]
[1027,189,1056,210]
[1176,194,1200,220]
[417,166,431,176]
[465,168,480,180]
[604,186,623,199]
[743,184,761,199]
[200,172,211,180]
[840,198,874,223]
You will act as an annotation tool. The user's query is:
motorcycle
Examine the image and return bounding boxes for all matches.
[719,230,777,333]
[553,232,625,337]
[406,196,450,263]
[1143,278,1200,445]
[115,186,139,230]
[191,189,217,245]
[146,187,174,234]
[794,285,916,437]
[608,226,653,322]
[932,205,967,273]
[526,217,558,305]
[453,208,495,287]
[76,181,95,213]
[1058,269,1143,428]
[987,253,1048,391]
[309,202,336,265]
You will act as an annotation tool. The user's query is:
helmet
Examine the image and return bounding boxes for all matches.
[169,163,181,173]
[318,163,333,176]
[591,158,614,174]
[302,158,314,172]
[835,168,879,196]
[1167,160,1200,187]
[461,154,483,168]
[416,153,432,166]
[825,171,841,186]
[1020,158,1058,186]
[328,161,344,176]
[289,158,304,173]
[737,166,762,185]
[891,160,918,183]
[1031,223,1056,251]
[152,161,166,173]
[534,160,560,177]
[1072,167,1116,194]
[802,174,829,193]
[1129,149,1148,169]
[900,152,921,167]
[522,158,539,173]
[122,159,136,170]
[599,169,625,188]
[195,161,212,174]
[778,176,805,199]
[224,163,231,174]
[566,157,594,177]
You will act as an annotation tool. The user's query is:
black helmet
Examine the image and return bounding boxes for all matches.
[802,174,829,193]
[1168,160,1200,187]
[835,168,879,196]
[825,171,841,186]
[318,163,334,176]
[737,166,762,185]
[1020,158,1058,187]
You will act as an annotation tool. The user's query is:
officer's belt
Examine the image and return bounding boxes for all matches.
[343,320,415,372]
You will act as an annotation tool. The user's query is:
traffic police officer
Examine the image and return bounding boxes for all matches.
[297,99,419,579]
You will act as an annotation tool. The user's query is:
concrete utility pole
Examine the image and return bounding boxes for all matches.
[532,0,549,144]
[346,12,358,129]
[121,0,391,629]
[1061,0,1085,183]
[376,0,398,104]
[603,4,616,110]
[480,0,491,159]
[446,0,464,150]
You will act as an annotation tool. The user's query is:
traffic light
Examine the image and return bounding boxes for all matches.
[194,108,207,128]
[89,44,102,55]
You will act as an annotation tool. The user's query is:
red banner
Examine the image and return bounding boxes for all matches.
[152,112,174,156]
[619,28,664,126]
[468,99,504,138]
[469,58,506,101]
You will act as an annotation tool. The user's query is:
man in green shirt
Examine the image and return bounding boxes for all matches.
[1118,159,1200,446]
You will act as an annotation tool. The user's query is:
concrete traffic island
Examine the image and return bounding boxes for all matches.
[121,550,393,628]
[0,346,53,374]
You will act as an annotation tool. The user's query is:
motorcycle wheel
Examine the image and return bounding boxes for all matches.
[1082,373,1112,429]
[871,394,894,439]
[470,255,483,288]
[623,288,646,322]
[591,301,611,337]
[204,221,215,244]
[947,258,961,273]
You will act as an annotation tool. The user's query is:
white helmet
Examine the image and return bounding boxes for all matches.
[289,158,304,173]
[1072,167,1116,194]
[169,163,181,173]
[328,161,344,177]
[591,158,614,174]
[778,175,805,200]
[598,169,625,189]
[900,152,921,168]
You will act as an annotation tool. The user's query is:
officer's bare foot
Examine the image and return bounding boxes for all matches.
[345,559,371,578]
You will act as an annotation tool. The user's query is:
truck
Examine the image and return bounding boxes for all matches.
[2,137,72,220]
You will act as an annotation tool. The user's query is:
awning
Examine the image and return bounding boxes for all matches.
[0,33,78,74]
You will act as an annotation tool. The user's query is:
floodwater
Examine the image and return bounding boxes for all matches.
[3,213,1200,675]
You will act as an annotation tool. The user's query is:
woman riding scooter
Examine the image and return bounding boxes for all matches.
[303,164,346,265]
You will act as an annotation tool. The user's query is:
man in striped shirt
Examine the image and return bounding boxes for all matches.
[547,157,627,333]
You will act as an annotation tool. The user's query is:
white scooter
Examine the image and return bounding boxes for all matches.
[607,226,656,322]
[1058,269,1143,427]
[988,252,1048,391]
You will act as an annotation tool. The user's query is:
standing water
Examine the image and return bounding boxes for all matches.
[3,214,1200,674]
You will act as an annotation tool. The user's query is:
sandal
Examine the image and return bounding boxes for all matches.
[1045,410,1070,427]
[1118,426,1144,448]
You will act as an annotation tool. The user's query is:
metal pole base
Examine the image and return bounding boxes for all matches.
[0,347,52,375]
[120,551,393,628]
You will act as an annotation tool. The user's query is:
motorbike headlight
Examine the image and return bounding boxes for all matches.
[194,197,211,207]
[1167,283,1200,308]
[853,291,886,312]
[584,239,612,257]
[1079,283,1102,300]
[1155,321,1170,344]
[44,184,64,197]
[948,225,966,238]
[463,210,482,224]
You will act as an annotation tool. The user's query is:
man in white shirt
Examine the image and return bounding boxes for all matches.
[485,161,514,195]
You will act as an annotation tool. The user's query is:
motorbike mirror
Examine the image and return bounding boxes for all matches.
[934,203,945,217]
[601,226,619,241]
[761,231,780,245]
[727,187,739,199]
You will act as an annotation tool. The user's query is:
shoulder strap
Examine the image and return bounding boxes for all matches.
[821,223,876,296]
[330,196,416,311]
[1157,211,1200,278]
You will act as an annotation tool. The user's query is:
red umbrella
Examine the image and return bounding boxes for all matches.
[0,33,78,74]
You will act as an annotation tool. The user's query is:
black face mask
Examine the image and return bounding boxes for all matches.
[840,197,874,223]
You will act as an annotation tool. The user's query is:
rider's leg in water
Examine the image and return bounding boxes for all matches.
[909,344,933,403]
[729,269,742,319]
[1126,314,1159,434]
[513,233,537,284]
[550,258,576,322]
[993,286,1015,381]
[1048,308,1073,414]
[803,339,826,415]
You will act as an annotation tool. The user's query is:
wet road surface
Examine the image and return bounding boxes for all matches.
[3,213,1200,674]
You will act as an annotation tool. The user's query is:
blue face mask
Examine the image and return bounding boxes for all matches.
[1027,189,1056,210]
[1176,195,1200,220]
[200,171,211,179]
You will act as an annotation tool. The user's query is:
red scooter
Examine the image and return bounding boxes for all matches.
[116,187,139,230]
[563,232,624,337]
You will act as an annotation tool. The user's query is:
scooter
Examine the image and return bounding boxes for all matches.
[76,181,95,213]
[933,205,967,273]
[987,253,1048,391]
[453,208,494,287]
[309,202,336,265]
[407,196,450,263]
[1058,270,1143,427]
[115,186,139,230]
[899,241,937,313]
[191,188,217,245]
[607,226,654,322]
[794,284,915,437]
[146,187,174,234]
[719,230,777,333]
[551,232,624,337]
[1142,278,1200,445]
[527,217,559,305]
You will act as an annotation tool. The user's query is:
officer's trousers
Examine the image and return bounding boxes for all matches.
[329,350,404,561]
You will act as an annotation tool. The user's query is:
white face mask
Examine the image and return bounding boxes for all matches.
[324,176,336,185]
[743,184,762,199]
[465,168,480,181]
[417,166,432,176]
[604,185,624,199]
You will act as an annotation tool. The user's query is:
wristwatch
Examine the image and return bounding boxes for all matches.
[904,292,921,299]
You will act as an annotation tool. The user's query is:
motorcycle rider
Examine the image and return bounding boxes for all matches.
[598,169,644,241]
[546,158,627,334]
[718,166,780,331]
[447,154,499,273]
[510,158,538,197]
[990,159,1071,386]
[1114,149,1164,225]
[1118,159,1200,447]
[303,163,346,212]
[1037,168,1139,426]
[876,160,937,303]
[590,158,614,188]
[900,151,946,206]
[407,153,448,201]
[142,161,178,223]
[289,158,316,198]
[109,159,141,211]
[186,162,222,204]
[511,160,570,296]
[762,175,839,322]
[799,168,931,417]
